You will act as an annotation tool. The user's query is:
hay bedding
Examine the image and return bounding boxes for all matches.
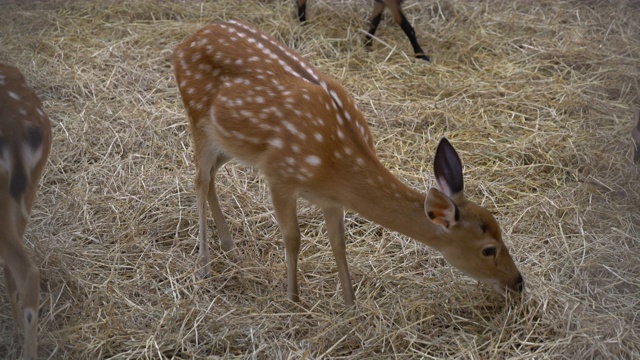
[0,0,638,358]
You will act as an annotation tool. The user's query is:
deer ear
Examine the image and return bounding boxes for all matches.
[433,138,464,197]
[425,188,459,228]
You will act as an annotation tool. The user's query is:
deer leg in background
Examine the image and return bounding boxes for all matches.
[365,1,386,48]
[367,0,430,61]
[297,0,307,22]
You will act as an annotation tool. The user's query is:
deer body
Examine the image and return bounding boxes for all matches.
[296,0,430,61]
[174,21,522,305]
[0,64,51,360]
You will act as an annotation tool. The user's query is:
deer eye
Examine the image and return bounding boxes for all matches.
[482,247,496,257]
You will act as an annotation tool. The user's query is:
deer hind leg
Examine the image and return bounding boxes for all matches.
[322,205,355,306]
[270,186,301,302]
[297,0,307,22]
[385,0,429,61]
[1,238,39,360]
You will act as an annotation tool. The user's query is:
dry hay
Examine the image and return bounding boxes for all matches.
[0,0,639,358]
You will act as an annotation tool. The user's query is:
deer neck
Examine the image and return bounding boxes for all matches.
[327,158,446,252]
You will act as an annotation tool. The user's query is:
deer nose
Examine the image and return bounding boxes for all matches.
[514,274,524,292]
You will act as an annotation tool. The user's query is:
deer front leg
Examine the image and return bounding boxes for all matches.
[3,263,23,332]
[1,236,40,360]
[195,167,213,278]
[365,1,386,48]
[20,261,39,360]
[270,186,301,302]
[322,205,355,306]
[207,155,234,252]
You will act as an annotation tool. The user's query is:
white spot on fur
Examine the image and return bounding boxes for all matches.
[198,63,212,72]
[269,138,284,149]
[329,90,342,108]
[305,155,321,166]
[283,121,305,139]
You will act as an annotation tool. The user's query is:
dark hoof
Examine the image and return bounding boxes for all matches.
[416,53,431,62]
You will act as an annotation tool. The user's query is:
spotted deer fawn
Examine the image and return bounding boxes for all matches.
[173,21,522,305]
[296,0,430,61]
[0,64,51,359]
[633,109,640,163]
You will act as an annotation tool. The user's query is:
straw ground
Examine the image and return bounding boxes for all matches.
[1,0,639,358]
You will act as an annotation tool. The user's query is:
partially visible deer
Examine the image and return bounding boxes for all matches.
[296,0,430,61]
[633,109,640,163]
[0,64,51,360]
[173,21,522,305]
